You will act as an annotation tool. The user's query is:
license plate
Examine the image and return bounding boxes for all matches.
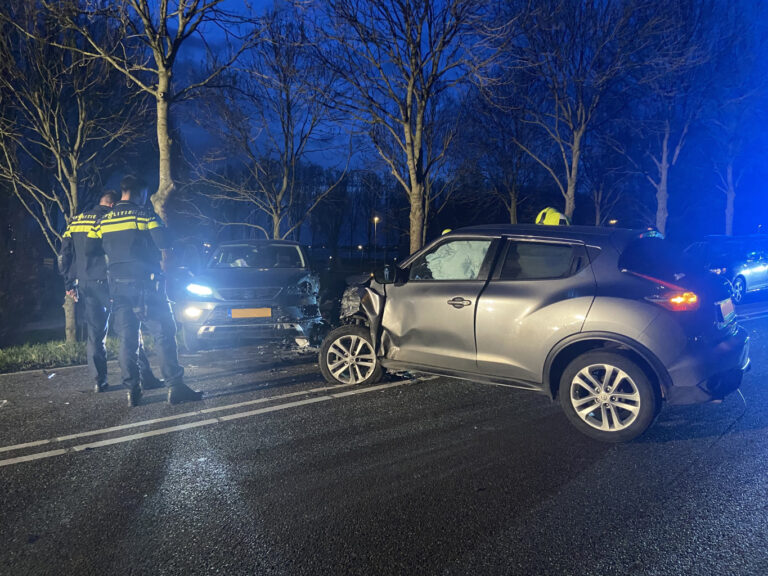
[230,308,271,319]
[718,298,735,322]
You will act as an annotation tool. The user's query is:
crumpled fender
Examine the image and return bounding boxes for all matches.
[359,285,385,351]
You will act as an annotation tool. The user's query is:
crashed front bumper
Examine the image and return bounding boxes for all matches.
[175,300,322,341]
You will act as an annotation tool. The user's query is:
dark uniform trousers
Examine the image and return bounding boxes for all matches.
[80,279,155,386]
[110,275,183,391]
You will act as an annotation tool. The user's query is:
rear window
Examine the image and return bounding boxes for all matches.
[500,241,579,281]
[618,237,693,283]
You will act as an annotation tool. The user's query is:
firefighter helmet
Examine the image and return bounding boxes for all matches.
[535,207,571,226]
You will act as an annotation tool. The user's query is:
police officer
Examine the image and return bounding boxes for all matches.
[59,190,162,393]
[87,176,202,406]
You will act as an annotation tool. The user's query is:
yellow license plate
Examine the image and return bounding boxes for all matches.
[230,308,271,319]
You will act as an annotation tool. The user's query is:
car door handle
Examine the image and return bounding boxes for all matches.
[447,296,472,309]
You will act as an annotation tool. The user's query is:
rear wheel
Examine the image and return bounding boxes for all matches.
[319,325,383,386]
[559,351,658,442]
[732,276,746,303]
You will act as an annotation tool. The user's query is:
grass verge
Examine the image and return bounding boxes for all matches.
[0,337,154,374]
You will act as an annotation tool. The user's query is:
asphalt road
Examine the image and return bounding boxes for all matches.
[1,308,768,575]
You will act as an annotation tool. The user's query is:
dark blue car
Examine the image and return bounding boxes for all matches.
[173,240,322,351]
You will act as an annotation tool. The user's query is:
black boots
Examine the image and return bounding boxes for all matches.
[94,382,109,393]
[167,382,203,405]
[140,376,163,391]
[127,387,142,407]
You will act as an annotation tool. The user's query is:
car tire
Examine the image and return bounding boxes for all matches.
[559,351,659,442]
[319,324,383,386]
[732,276,746,303]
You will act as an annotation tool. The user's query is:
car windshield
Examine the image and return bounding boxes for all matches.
[208,244,305,269]
[618,237,696,284]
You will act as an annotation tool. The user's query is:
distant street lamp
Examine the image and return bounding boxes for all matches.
[608,219,618,226]
[373,215,380,261]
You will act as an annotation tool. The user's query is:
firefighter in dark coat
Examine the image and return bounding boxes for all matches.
[87,176,202,406]
[59,190,162,393]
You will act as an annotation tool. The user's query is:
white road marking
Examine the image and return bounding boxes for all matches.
[0,378,437,468]
[738,313,768,323]
[0,381,357,455]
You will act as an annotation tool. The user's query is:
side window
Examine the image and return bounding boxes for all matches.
[409,239,493,281]
[500,241,580,281]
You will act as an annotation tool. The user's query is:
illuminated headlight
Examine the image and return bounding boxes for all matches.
[186,283,213,297]
[183,306,203,320]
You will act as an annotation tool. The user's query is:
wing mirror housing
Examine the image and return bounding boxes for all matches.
[374,264,402,285]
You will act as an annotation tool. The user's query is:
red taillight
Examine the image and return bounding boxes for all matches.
[650,291,700,311]
[626,271,700,311]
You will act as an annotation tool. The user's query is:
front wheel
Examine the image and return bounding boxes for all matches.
[559,351,659,442]
[732,276,746,303]
[319,325,383,386]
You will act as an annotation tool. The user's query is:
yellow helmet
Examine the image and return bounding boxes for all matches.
[535,207,571,226]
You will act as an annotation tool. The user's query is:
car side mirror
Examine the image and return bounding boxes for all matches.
[374,264,400,285]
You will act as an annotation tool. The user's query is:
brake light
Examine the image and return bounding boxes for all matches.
[625,271,700,311]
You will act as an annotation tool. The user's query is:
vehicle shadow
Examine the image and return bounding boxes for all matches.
[633,393,766,443]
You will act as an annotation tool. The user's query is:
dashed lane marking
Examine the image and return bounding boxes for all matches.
[0,377,438,468]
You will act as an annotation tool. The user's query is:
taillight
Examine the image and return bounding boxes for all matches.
[646,291,699,311]
[625,271,701,312]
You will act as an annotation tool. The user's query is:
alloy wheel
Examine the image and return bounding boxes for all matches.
[732,277,745,303]
[325,334,377,384]
[569,363,641,432]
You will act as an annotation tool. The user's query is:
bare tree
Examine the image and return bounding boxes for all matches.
[609,1,714,235]
[0,0,145,341]
[41,0,254,221]
[491,0,675,221]
[323,0,487,253]
[706,5,765,236]
[191,6,346,239]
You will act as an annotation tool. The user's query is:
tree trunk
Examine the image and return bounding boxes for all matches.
[150,70,173,222]
[408,188,425,255]
[654,128,671,236]
[63,294,76,343]
[724,163,735,236]
[565,131,583,220]
[509,197,518,224]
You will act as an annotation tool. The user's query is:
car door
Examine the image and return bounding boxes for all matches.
[475,238,596,384]
[380,236,499,371]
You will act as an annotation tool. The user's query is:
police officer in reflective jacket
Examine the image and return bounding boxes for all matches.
[59,190,162,394]
[87,176,202,406]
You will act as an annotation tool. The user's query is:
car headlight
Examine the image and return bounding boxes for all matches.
[186,283,213,297]
[183,306,204,320]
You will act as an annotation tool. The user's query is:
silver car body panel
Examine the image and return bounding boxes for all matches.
[348,224,749,406]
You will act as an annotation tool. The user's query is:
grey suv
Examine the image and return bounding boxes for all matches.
[319,225,750,442]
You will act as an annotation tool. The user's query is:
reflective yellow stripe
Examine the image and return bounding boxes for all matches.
[98,221,140,234]
[88,227,102,239]
[66,224,94,234]
[147,220,161,230]
[63,229,71,238]
[98,216,137,225]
